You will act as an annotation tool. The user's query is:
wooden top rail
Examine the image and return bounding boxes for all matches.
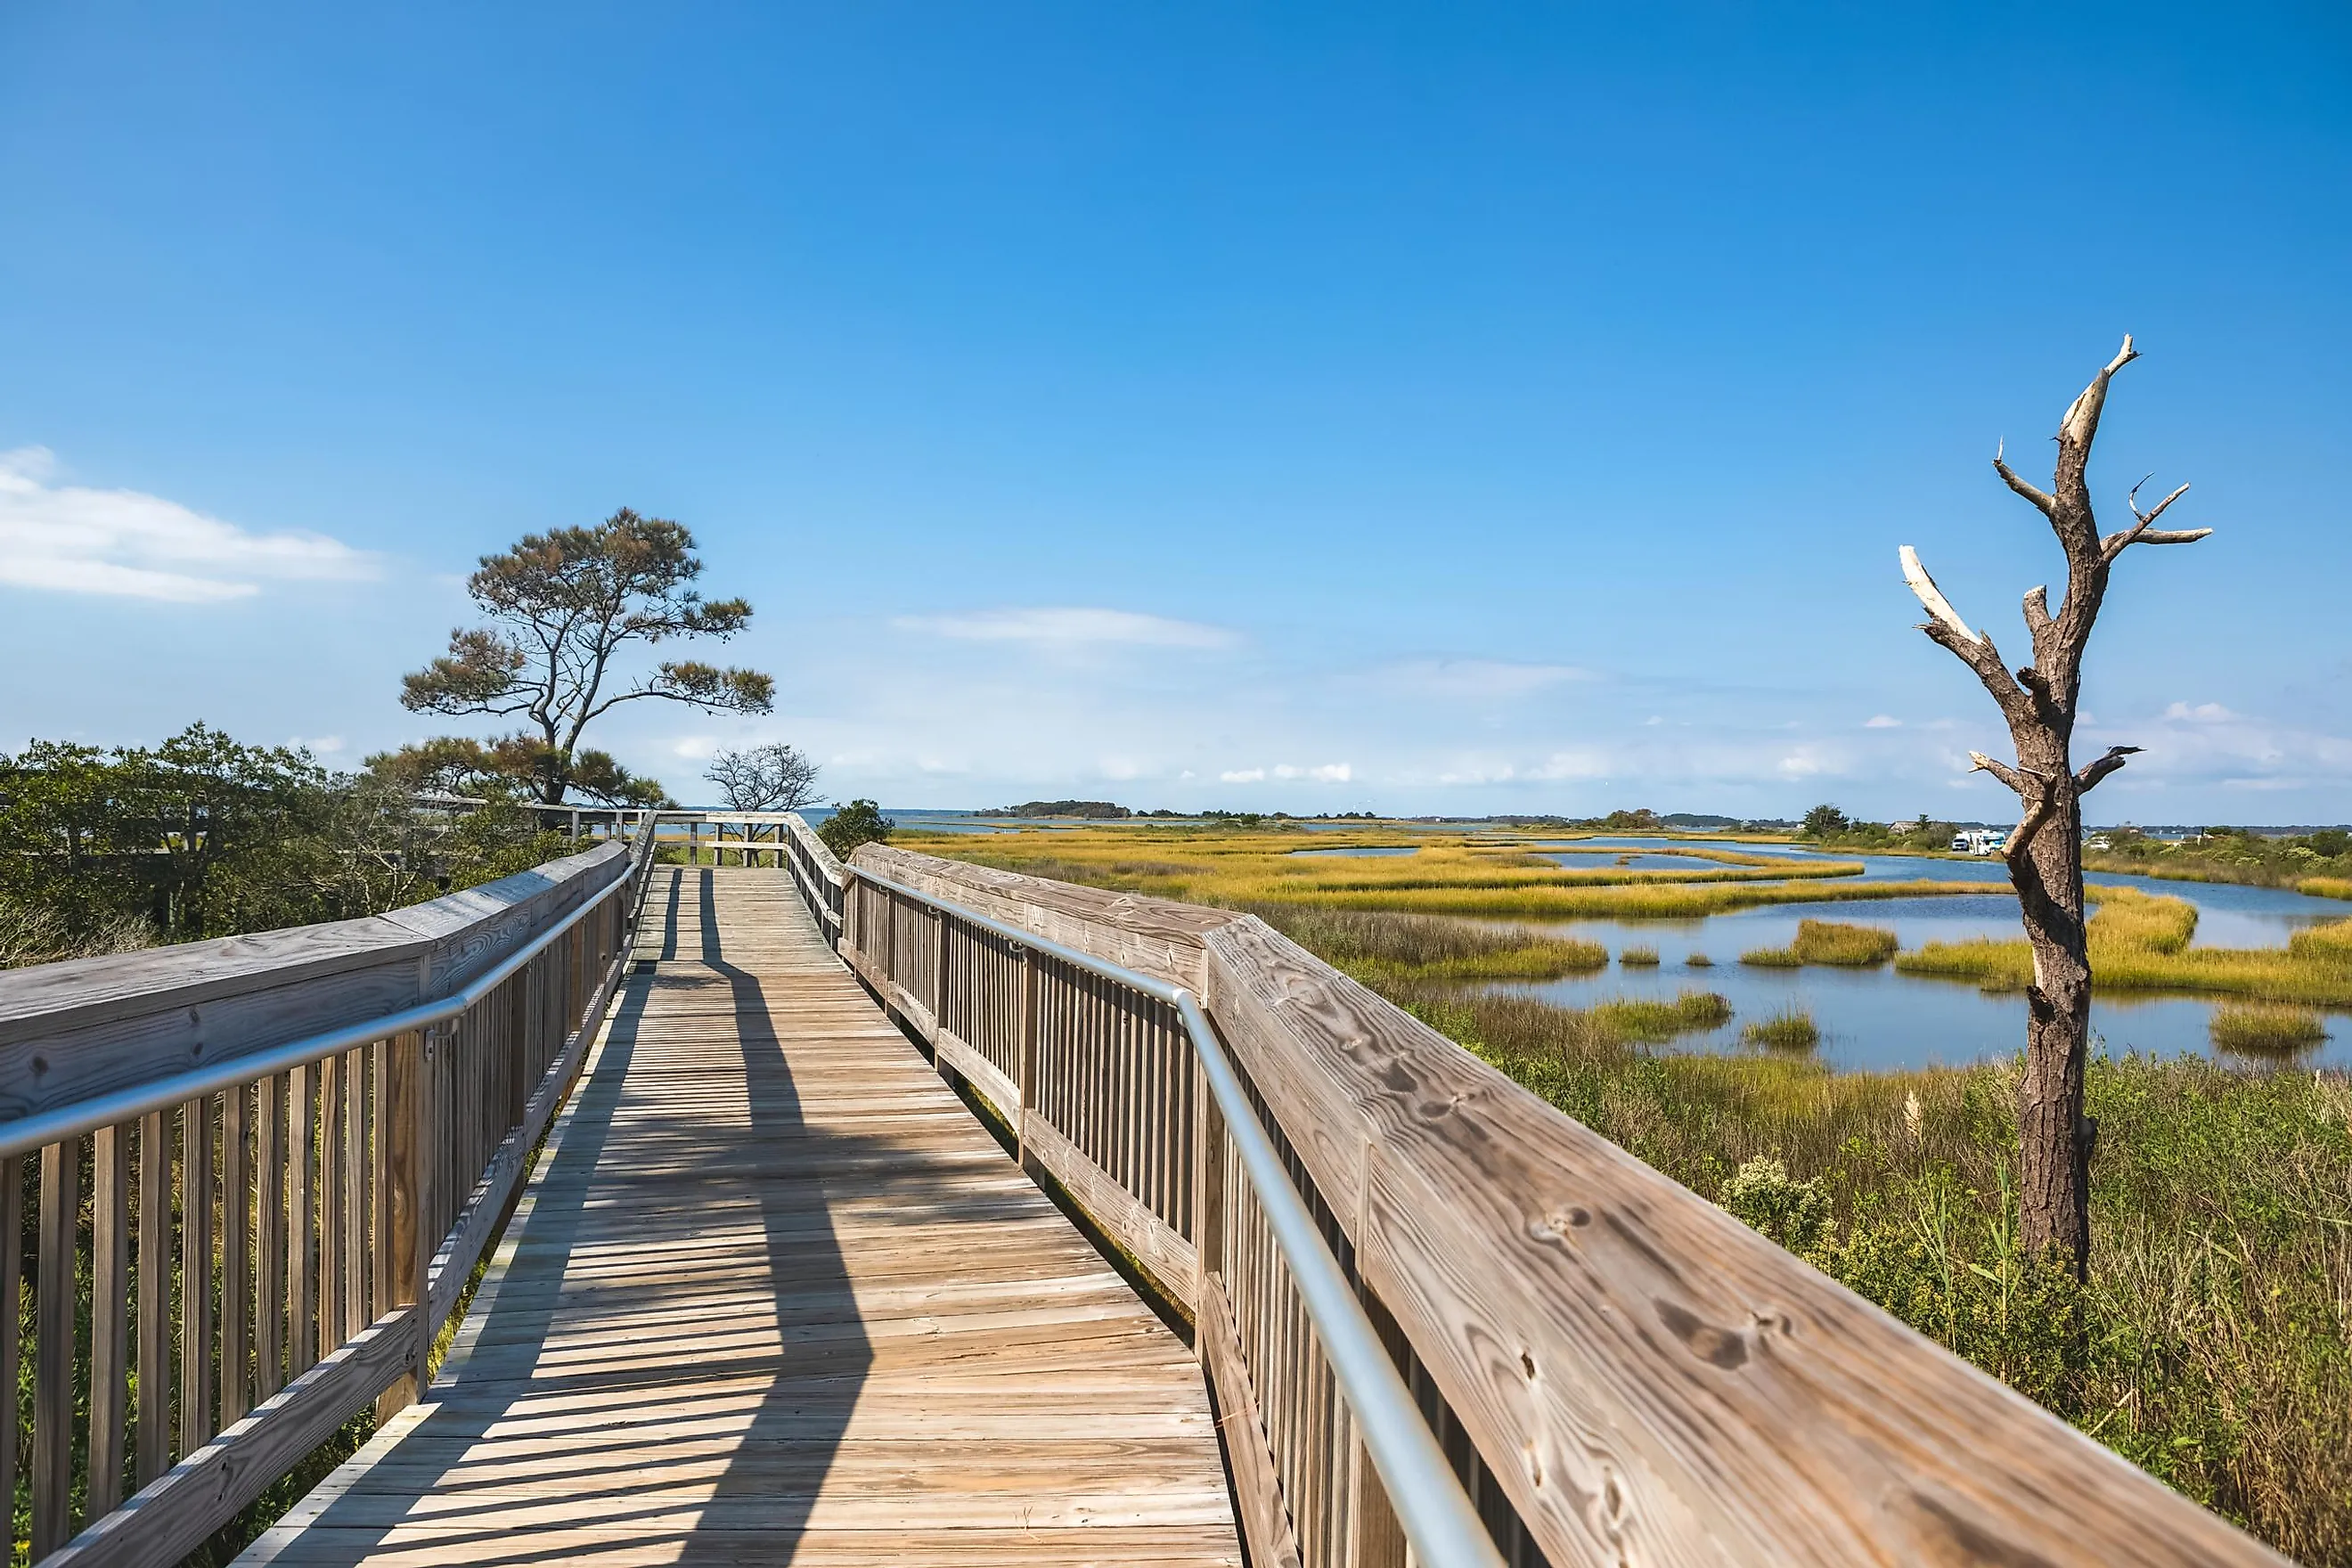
[0,840,632,1127]
[842,842,2281,1568]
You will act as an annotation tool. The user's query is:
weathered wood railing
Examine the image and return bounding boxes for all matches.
[781,821,2285,1568]
[0,825,657,1564]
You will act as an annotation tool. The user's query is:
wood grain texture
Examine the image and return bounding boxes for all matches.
[237,866,1239,1567]
[0,844,627,1126]
[1203,914,2286,1568]
[87,1123,132,1515]
[853,845,1239,992]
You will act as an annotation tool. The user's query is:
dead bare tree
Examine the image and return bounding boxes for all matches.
[704,742,824,813]
[1900,336,2210,1278]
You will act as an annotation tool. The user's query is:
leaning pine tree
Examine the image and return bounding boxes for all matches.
[1899,336,2211,1278]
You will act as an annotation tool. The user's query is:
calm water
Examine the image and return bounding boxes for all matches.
[1495,887,2349,1073]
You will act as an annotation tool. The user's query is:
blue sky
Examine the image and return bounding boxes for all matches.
[4,4,2348,821]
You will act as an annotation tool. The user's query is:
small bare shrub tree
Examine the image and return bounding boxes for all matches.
[1899,336,2210,1277]
[705,743,824,813]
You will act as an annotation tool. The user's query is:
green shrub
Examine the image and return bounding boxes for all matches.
[818,798,895,860]
[1718,1156,1833,1256]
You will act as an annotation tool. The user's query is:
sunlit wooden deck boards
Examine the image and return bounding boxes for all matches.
[241,865,1240,1566]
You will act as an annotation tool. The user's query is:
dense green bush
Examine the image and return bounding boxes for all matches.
[817,798,895,861]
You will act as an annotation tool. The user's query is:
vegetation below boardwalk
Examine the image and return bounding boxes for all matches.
[1899,886,2352,1008]
[1385,980,2352,1564]
[924,828,2352,1561]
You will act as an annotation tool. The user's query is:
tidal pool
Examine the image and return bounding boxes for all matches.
[1494,887,2350,1073]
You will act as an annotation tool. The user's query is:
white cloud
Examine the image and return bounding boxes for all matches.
[1865,715,1903,729]
[2162,701,2239,723]
[0,446,376,602]
[1382,658,1594,699]
[892,606,1237,649]
[1219,767,1267,783]
[291,735,345,755]
[1270,763,1352,783]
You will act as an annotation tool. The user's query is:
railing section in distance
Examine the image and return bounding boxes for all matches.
[0,826,659,1566]
[780,824,2291,1568]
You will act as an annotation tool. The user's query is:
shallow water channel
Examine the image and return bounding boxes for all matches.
[1498,839,2352,1072]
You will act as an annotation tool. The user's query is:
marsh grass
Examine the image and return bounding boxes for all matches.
[1593,988,1732,1041]
[1237,902,1606,981]
[2303,878,2352,902]
[1383,982,2352,1562]
[1742,920,1899,968]
[898,821,2004,921]
[2210,1002,2331,1055]
[1793,919,1899,965]
[1686,951,1715,968]
[1898,887,2352,1007]
[1620,944,1660,967]
[1743,1009,1822,1050]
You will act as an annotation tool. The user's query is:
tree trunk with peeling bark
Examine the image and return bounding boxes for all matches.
[1900,337,2212,1277]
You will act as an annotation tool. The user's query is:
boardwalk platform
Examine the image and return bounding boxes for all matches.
[241,866,1241,1566]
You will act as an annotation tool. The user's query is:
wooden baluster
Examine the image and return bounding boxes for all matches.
[321,1052,347,1359]
[377,1026,426,1419]
[1192,1053,1225,1317]
[88,1123,131,1517]
[291,1063,318,1376]
[934,911,951,1056]
[257,1072,287,1400]
[181,1095,216,1454]
[346,1046,368,1341]
[221,1082,251,1425]
[372,1041,391,1326]
[136,1107,171,1488]
[0,1154,20,1539]
[33,1138,81,1558]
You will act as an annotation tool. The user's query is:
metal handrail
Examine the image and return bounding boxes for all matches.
[0,827,656,1164]
[847,867,1507,1568]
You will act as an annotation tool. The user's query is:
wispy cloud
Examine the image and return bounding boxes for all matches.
[892,606,1238,649]
[1381,657,1594,699]
[0,446,376,602]
[1865,714,1903,729]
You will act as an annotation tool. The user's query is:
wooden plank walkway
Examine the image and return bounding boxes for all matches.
[241,865,1242,1566]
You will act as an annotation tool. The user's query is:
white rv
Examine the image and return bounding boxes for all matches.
[1951,829,2008,855]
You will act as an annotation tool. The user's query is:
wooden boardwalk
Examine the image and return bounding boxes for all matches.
[241,866,1241,1566]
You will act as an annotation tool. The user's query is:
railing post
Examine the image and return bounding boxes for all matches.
[1191,1051,1225,1327]
[1017,946,1039,1162]
[376,1025,429,1421]
[935,909,952,1036]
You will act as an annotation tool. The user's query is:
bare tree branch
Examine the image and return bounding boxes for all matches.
[1967,750,2029,796]
[2097,477,2209,561]
[2075,745,2142,794]
[1899,545,1981,644]
[1992,438,2057,518]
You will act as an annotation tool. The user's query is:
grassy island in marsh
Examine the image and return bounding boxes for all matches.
[1898,886,2352,1008]
[894,820,1996,919]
